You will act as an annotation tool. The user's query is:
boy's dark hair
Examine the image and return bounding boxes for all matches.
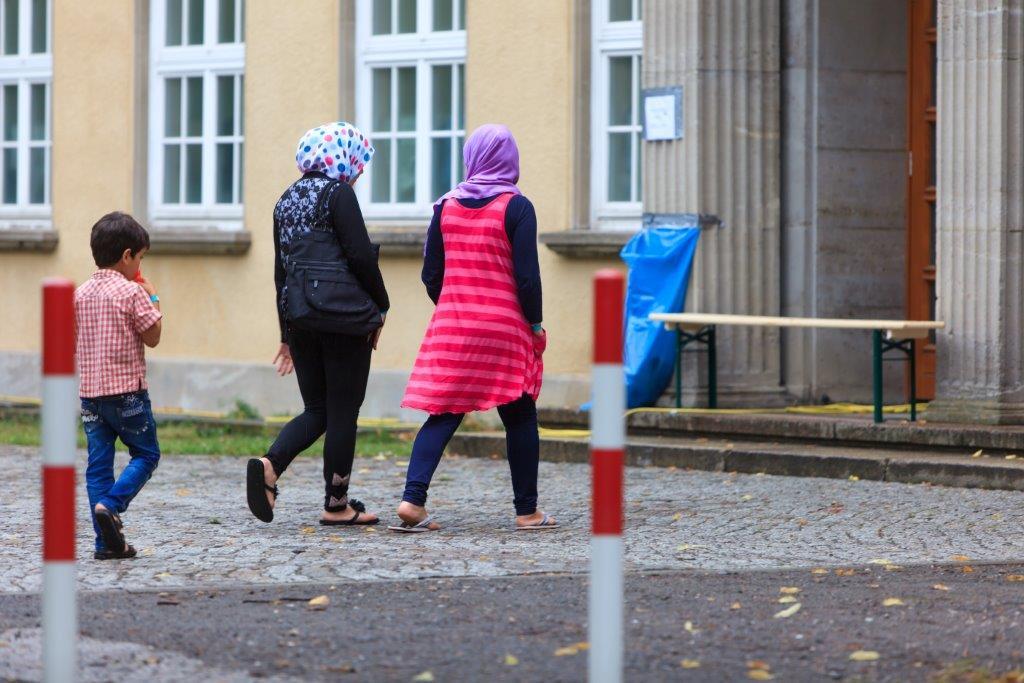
[90,212,150,268]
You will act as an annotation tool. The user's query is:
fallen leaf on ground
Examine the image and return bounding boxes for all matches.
[741,494,753,501]
[774,603,801,619]
[882,598,905,607]
[883,564,903,571]
[154,572,172,579]
[680,659,701,669]
[1006,454,1018,460]
[971,449,983,458]
[677,544,703,552]
[175,488,191,497]
[932,584,951,591]
[835,568,856,576]
[412,672,435,682]
[307,595,330,610]
[325,664,356,674]
[671,512,682,521]
[868,559,894,566]
[747,670,775,680]
[779,586,801,594]
[731,602,742,610]
[684,621,700,634]
[961,565,975,573]
[811,568,828,575]
[554,642,589,656]
[778,596,797,604]
[503,655,519,666]
[849,650,880,662]
[951,554,971,562]
[1007,575,1024,582]
[747,660,771,671]
[848,475,860,481]
[300,527,316,535]
[395,460,409,467]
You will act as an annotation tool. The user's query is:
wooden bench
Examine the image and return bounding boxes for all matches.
[649,313,947,423]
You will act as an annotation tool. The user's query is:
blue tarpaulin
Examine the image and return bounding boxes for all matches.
[620,219,701,409]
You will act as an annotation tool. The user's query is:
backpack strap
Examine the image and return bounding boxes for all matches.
[313,179,340,228]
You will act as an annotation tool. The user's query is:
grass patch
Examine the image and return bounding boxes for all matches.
[0,412,413,459]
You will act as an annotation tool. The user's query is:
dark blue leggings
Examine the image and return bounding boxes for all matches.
[403,394,539,516]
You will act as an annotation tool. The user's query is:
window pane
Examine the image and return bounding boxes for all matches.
[239,75,244,133]
[608,57,632,125]
[432,65,452,131]
[218,0,235,42]
[458,0,465,29]
[187,0,204,45]
[397,67,416,132]
[396,138,415,202]
[3,148,15,203]
[31,0,46,53]
[185,143,202,203]
[4,0,18,55]
[609,0,632,21]
[371,138,391,202]
[165,78,181,137]
[372,69,391,131]
[433,0,452,31]
[457,136,465,182]
[217,75,234,135]
[397,0,416,33]
[186,76,203,137]
[163,144,181,202]
[3,85,16,141]
[457,64,465,129]
[237,143,244,201]
[372,0,391,34]
[30,84,45,140]
[216,143,233,203]
[431,137,451,199]
[634,131,642,201]
[29,147,44,203]
[166,0,183,45]
[608,133,633,202]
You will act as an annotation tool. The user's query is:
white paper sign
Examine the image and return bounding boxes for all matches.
[643,91,681,141]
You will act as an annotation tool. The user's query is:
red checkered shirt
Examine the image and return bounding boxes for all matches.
[75,269,163,398]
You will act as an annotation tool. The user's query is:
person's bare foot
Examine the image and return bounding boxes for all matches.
[515,510,557,528]
[397,501,441,530]
[320,505,379,524]
[261,457,278,510]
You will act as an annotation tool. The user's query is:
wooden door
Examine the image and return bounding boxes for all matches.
[907,0,937,399]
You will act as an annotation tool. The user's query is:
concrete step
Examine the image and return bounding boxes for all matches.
[537,407,1024,454]
[448,431,1024,492]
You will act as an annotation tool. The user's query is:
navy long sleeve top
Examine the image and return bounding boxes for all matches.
[421,194,543,325]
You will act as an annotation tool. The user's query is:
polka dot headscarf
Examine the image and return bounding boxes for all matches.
[295,122,374,183]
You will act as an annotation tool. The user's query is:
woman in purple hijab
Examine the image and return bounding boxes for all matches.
[388,124,557,533]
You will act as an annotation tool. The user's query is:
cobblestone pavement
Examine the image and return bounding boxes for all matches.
[3,444,1024,594]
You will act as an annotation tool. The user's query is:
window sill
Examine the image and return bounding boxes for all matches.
[367,226,426,257]
[0,228,58,252]
[148,229,251,256]
[539,230,634,258]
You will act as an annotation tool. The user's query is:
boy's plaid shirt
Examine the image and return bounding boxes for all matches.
[75,270,163,398]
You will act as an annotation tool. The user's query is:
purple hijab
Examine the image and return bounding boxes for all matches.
[434,124,523,206]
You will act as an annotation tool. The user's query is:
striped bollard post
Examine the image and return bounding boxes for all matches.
[589,269,625,683]
[41,278,77,683]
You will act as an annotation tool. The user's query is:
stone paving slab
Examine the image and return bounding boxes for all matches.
[3,445,1024,594]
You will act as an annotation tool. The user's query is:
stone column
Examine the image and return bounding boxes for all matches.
[643,0,784,404]
[927,0,1024,424]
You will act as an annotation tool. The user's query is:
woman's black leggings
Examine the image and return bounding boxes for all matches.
[402,394,540,516]
[266,328,371,511]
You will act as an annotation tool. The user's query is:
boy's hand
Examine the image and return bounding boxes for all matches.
[137,275,157,297]
[273,343,294,376]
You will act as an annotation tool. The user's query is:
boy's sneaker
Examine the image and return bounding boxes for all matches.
[94,545,137,561]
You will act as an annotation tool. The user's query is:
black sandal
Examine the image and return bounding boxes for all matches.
[319,499,379,526]
[246,458,278,523]
[94,507,126,554]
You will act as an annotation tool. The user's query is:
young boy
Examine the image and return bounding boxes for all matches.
[75,212,163,560]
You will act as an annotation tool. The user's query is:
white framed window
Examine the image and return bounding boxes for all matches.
[149,0,245,229]
[591,0,642,230]
[355,0,466,222]
[0,0,51,225]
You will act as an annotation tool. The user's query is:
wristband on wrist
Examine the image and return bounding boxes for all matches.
[149,294,160,304]
[531,323,543,333]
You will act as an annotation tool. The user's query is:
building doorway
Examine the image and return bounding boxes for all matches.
[907,0,937,399]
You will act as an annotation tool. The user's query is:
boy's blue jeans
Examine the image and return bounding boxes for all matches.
[80,390,161,552]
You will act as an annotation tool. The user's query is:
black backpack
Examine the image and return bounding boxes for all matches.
[283,180,384,337]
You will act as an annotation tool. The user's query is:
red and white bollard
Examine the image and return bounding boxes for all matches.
[41,278,77,682]
[589,270,625,683]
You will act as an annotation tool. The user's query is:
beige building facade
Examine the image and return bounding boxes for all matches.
[0,1,1021,424]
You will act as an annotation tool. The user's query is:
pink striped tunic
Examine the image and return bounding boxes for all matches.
[402,193,544,415]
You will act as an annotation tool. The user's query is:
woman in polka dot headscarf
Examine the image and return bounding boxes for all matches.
[246,121,389,529]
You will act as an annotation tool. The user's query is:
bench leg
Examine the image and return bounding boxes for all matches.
[872,330,883,424]
[707,325,717,409]
[675,329,682,409]
[909,338,917,422]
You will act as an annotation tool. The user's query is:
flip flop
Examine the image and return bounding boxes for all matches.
[319,499,380,526]
[515,513,560,531]
[387,515,440,533]
[246,458,278,523]
[94,507,127,553]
